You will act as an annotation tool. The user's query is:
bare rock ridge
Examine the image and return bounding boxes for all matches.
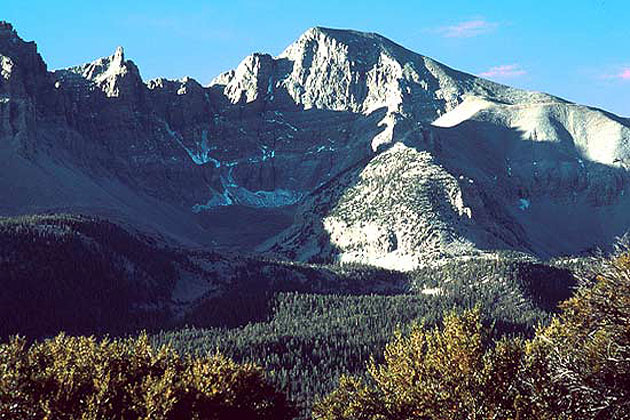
[1,22,629,270]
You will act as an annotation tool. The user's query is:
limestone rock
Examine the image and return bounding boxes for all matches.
[0,22,629,269]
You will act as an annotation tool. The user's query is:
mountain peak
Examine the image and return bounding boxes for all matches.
[211,25,473,137]
[1,22,630,274]
[0,21,49,97]
[57,44,143,99]
[113,46,125,64]
[282,26,409,60]
[0,21,16,37]
[300,26,392,44]
[0,21,43,58]
[65,46,130,81]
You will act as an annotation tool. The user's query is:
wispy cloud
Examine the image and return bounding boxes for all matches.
[603,68,630,80]
[479,64,527,79]
[437,19,499,38]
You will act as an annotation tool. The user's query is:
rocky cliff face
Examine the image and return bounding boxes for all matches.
[1,23,629,268]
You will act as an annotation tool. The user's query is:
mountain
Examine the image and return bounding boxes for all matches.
[1,22,629,272]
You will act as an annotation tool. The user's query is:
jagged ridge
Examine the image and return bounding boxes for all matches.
[1,22,629,270]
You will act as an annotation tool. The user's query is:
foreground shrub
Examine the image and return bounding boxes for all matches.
[313,308,530,420]
[525,251,630,419]
[316,250,630,420]
[0,333,295,420]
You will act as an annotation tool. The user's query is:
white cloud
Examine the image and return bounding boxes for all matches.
[603,68,630,80]
[437,19,499,38]
[479,64,527,79]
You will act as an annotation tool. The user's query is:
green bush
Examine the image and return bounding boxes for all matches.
[0,333,296,420]
[312,308,530,420]
[315,251,630,420]
[524,251,630,419]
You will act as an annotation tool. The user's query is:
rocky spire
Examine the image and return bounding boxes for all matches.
[0,21,16,38]
[0,20,49,98]
[58,45,144,99]
[113,46,124,64]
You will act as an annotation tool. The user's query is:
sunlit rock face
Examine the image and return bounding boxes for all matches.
[1,22,629,266]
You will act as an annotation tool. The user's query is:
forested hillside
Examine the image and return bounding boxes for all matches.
[0,214,408,337]
[2,248,628,419]
[0,214,177,336]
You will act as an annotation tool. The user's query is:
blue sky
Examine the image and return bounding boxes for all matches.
[4,0,630,116]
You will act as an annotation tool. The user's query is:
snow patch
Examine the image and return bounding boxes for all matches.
[194,186,302,211]
[185,130,220,166]
[193,164,303,211]
[165,123,221,167]
[192,189,233,213]
[260,145,275,161]
[228,187,303,208]
[266,118,299,132]
[267,76,273,94]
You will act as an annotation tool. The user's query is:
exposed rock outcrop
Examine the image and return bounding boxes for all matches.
[1,22,629,268]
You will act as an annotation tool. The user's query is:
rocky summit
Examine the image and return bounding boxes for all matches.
[1,22,629,270]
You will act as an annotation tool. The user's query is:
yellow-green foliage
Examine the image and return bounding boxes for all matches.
[313,308,529,420]
[315,252,630,420]
[0,333,295,420]
[525,253,630,419]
